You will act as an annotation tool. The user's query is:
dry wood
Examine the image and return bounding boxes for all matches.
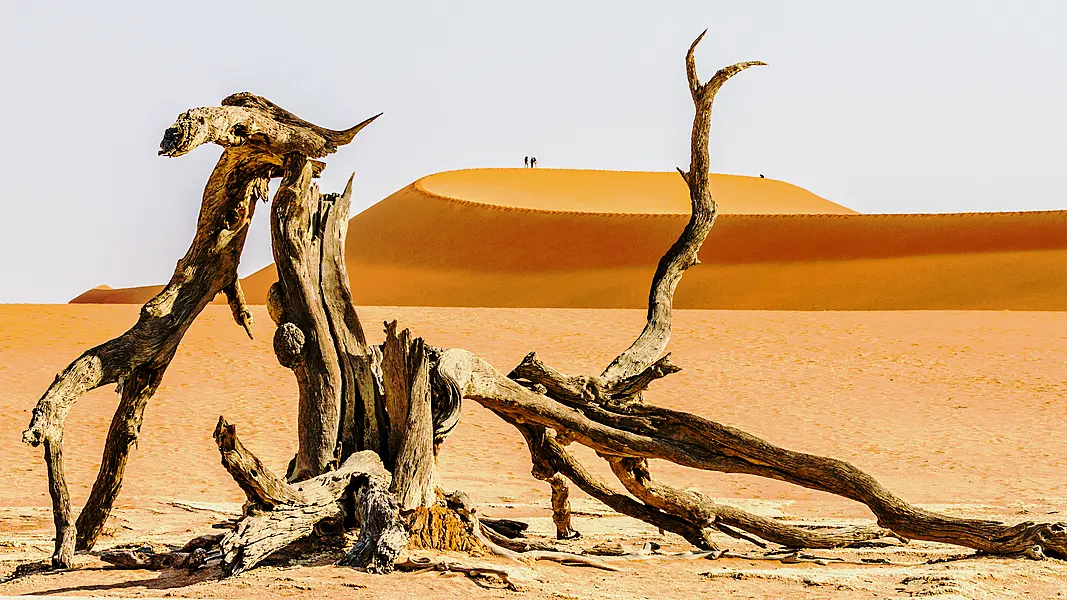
[494,411,717,550]
[395,556,535,591]
[25,145,277,553]
[98,543,213,571]
[381,321,415,469]
[43,439,74,568]
[480,518,529,539]
[27,31,1067,586]
[606,456,897,549]
[600,31,764,385]
[213,415,397,575]
[443,490,615,571]
[319,176,383,460]
[450,347,1067,557]
[269,153,344,480]
[339,469,408,573]
[76,364,169,549]
[385,325,438,511]
[222,279,254,340]
[268,154,384,480]
[23,93,377,555]
[433,32,1067,562]
[214,417,304,509]
[547,473,578,540]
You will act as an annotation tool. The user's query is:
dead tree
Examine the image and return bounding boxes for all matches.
[24,31,1066,578]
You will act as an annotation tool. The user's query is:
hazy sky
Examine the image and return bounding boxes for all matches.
[1,0,1064,303]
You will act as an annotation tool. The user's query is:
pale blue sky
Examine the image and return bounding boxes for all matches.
[1,0,1064,302]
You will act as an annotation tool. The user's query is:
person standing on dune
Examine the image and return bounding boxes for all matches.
[531,156,537,168]
[524,156,529,168]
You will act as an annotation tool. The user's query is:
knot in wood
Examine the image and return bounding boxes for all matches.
[273,322,305,368]
[266,283,286,325]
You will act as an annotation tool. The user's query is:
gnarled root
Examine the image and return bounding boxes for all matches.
[214,416,399,575]
[338,472,407,574]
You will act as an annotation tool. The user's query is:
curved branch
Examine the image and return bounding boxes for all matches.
[511,420,718,551]
[25,95,377,557]
[75,362,170,550]
[441,348,1067,559]
[606,456,898,550]
[25,147,275,553]
[214,417,305,509]
[601,34,764,383]
[160,94,380,160]
[222,92,381,152]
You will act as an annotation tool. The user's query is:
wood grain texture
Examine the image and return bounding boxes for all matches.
[213,417,395,575]
[448,32,1067,561]
[24,93,377,555]
[386,329,437,511]
[601,31,764,385]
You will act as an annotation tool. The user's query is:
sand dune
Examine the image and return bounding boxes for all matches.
[72,168,1067,309]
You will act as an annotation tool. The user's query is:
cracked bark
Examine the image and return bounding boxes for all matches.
[23,93,377,559]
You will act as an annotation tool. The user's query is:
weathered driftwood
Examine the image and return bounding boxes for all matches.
[546,473,578,540]
[383,322,438,511]
[432,31,1067,560]
[43,440,74,568]
[268,149,384,481]
[22,93,378,563]
[27,30,1067,585]
[214,416,398,575]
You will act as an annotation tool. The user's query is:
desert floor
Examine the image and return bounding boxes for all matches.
[2,305,1066,598]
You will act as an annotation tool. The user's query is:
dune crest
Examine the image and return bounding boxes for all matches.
[418,168,856,215]
[72,168,1067,310]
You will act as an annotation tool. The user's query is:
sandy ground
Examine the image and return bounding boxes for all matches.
[2,305,1067,598]
[71,169,1067,310]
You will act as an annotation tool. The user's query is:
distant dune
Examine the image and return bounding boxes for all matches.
[72,168,1067,310]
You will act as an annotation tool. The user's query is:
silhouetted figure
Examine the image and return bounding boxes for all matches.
[524,156,529,168]
[531,156,537,168]
[759,174,765,178]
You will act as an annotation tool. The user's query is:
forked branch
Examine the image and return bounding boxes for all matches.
[460,31,1067,561]
[601,32,765,384]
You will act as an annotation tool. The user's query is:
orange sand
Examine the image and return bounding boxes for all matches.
[3,305,1067,597]
[72,169,1067,310]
